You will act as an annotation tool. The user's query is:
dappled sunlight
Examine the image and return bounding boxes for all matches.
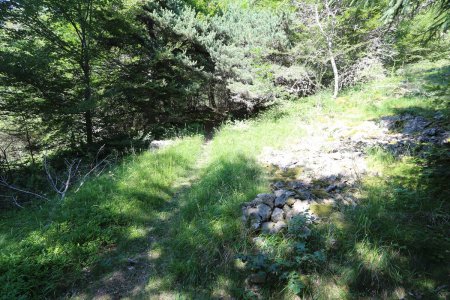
[306,274,351,300]
[1,58,448,298]
[354,241,400,275]
[0,137,204,299]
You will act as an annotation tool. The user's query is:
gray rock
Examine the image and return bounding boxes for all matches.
[275,195,287,207]
[249,218,262,230]
[285,210,294,221]
[292,200,309,213]
[252,237,265,248]
[243,206,265,230]
[403,116,431,134]
[289,181,306,189]
[243,206,262,230]
[149,140,174,150]
[272,181,285,190]
[275,220,288,232]
[423,128,437,136]
[248,198,263,206]
[255,204,272,221]
[261,221,287,234]
[274,190,296,207]
[325,184,338,193]
[283,204,292,215]
[274,189,286,197]
[256,193,276,208]
[271,208,285,222]
[295,190,311,200]
[379,115,402,130]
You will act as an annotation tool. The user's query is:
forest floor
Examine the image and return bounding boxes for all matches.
[1,60,449,300]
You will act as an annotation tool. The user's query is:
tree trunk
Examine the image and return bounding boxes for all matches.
[81,29,93,146]
[208,81,217,109]
[84,110,93,146]
[314,4,339,99]
[328,47,339,99]
[23,122,35,164]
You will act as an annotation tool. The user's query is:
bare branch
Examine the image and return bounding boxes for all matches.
[0,177,49,201]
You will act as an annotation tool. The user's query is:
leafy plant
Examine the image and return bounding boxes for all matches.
[237,215,326,296]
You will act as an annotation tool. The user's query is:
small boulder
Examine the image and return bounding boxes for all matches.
[289,181,306,189]
[292,200,310,214]
[257,193,276,208]
[275,195,287,207]
[244,207,262,230]
[325,184,338,193]
[249,218,262,231]
[272,181,285,190]
[255,204,272,221]
[271,208,285,222]
[149,140,174,150]
[274,190,296,207]
[295,190,311,200]
[274,189,286,197]
[403,116,431,134]
[261,221,287,234]
[283,204,292,215]
[286,197,296,206]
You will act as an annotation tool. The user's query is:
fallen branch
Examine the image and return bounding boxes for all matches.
[0,177,49,201]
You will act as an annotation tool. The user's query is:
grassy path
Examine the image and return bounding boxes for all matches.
[1,60,448,299]
[84,59,449,299]
[75,138,215,299]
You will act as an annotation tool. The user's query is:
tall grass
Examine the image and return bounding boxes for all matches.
[0,137,203,299]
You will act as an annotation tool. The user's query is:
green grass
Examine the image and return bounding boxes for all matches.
[0,137,203,299]
[306,146,449,299]
[1,59,449,299]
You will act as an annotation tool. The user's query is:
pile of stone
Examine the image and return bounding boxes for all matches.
[242,188,315,234]
[379,114,449,145]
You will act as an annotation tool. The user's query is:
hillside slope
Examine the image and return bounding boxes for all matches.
[1,60,449,299]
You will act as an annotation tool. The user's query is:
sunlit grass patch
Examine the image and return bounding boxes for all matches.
[0,136,203,298]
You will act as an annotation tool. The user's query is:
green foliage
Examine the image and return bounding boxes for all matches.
[237,215,326,296]
[394,10,450,64]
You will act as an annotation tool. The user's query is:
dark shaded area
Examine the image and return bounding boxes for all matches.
[43,154,264,299]
[0,147,199,299]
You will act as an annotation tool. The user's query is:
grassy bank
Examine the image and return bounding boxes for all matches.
[0,137,203,299]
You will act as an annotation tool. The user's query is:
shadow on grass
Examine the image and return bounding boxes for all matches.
[313,106,450,298]
[238,106,449,298]
[140,154,266,298]
[0,140,204,299]
[60,153,267,299]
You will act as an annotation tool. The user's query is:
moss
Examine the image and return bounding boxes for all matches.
[312,189,330,199]
[310,203,334,218]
